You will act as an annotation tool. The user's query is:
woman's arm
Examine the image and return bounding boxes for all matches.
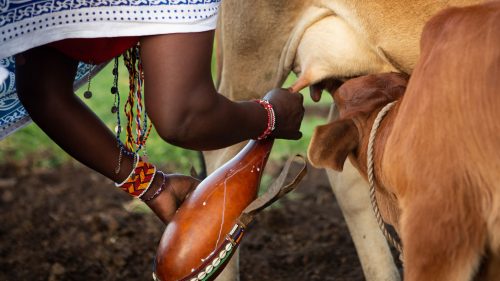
[140,31,304,150]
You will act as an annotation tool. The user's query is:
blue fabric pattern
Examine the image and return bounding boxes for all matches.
[0,56,30,139]
[1,0,220,55]
[1,0,220,25]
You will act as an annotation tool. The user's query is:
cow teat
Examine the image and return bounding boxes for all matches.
[289,15,398,94]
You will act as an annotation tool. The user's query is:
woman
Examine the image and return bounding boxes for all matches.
[0,0,305,223]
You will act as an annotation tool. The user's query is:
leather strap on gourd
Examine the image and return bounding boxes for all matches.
[237,154,307,227]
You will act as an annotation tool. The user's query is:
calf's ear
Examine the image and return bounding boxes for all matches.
[308,119,359,171]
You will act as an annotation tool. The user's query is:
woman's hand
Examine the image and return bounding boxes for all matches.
[263,88,305,140]
[144,172,200,224]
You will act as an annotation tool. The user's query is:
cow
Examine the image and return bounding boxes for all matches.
[207,0,481,280]
[308,2,500,280]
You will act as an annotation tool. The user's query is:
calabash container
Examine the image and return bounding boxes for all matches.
[154,139,274,281]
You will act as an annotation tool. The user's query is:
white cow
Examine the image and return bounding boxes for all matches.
[206,0,481,280]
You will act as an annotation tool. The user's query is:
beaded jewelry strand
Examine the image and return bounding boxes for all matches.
[111,57,135,174]
[111,45,158,199]
[83,64,94,99]
[122,45,152,155]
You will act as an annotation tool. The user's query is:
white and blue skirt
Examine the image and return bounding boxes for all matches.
[0,0,221,139]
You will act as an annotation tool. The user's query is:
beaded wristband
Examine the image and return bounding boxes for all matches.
[141,171,168,202]
[115,155,157,198]
[254,99,276,140]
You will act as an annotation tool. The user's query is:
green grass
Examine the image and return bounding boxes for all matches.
[0,56,332,173]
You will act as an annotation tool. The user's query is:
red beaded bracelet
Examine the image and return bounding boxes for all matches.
[254,99,276,140]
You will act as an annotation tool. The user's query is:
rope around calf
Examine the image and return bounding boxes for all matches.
[367,101,404,255]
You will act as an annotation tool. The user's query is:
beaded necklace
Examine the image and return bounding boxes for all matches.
[111,44,152,172]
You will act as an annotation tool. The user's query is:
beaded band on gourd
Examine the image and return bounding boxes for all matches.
[254,99,276,140]
[115,155,157,198]
[152,222,246,281]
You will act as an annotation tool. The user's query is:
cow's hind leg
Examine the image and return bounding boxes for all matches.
[326,163,401,281]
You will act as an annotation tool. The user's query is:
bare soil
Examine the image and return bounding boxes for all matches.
[0,159,366,281]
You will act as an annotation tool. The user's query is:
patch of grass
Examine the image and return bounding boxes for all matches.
[0,124,71,168]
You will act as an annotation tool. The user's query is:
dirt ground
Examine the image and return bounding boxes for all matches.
[0,157,369,281]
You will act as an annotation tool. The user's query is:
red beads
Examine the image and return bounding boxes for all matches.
[254,99,276,140]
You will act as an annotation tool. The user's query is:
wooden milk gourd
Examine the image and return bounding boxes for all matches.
[155,138,274,281]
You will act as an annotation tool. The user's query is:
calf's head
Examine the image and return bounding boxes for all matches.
[308,72,408,172]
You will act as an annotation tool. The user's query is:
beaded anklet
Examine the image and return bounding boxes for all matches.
[254,99,276,140]
[115,155,157,198]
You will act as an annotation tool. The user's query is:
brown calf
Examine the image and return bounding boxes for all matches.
[308,2,500,280]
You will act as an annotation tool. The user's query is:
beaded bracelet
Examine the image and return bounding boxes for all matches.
[141,171,168,202]
[254,99,276,140]
[115,155,157,198]
[115,153,138,186]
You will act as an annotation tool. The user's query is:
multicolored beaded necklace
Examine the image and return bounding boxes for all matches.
[110,44,152,171]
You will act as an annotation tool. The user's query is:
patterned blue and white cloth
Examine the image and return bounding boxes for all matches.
[0,0,221,139]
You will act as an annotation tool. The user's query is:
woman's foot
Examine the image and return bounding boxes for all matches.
[142,172,199,223]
